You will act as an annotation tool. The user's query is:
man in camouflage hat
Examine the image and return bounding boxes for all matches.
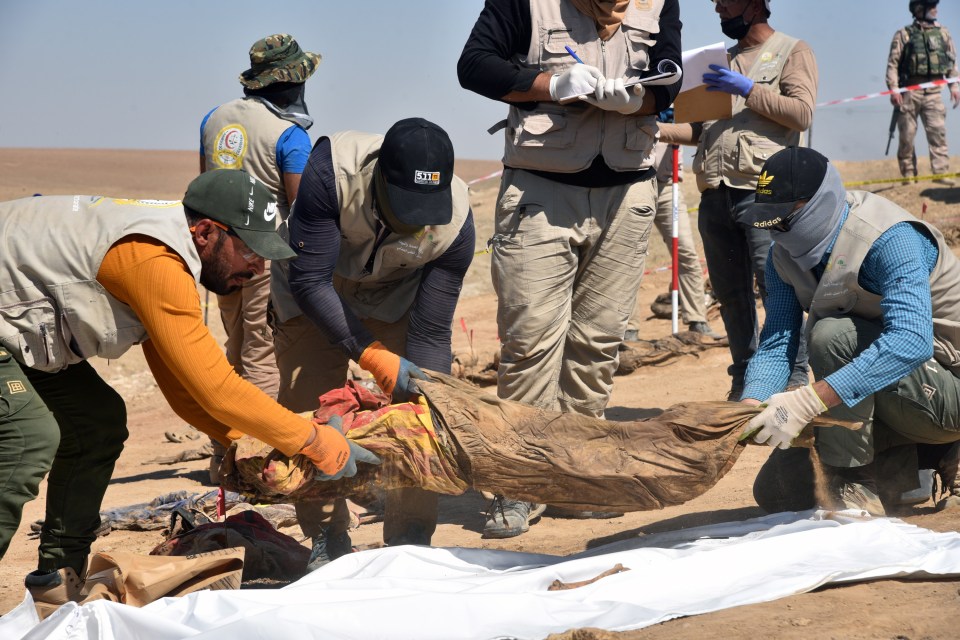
[887,0,960,185]
[198,34,321,481]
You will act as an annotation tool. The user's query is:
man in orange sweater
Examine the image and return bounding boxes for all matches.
[0,169,378,609]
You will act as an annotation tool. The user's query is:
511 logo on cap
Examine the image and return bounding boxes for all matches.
[414,170,442,185]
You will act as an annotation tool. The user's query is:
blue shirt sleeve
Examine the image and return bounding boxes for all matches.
[742,244,804,402]
[824,223,937,405]
[199,107,217,157]
[275,125,312,175]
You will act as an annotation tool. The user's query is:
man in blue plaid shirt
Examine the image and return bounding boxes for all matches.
[738,146,960,516]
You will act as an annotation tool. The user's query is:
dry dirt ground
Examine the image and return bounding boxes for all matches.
[2,149,960,638]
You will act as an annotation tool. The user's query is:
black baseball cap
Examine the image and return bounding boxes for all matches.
[745,147,830,231]
[183,169,296,260]
[375,118,454,227]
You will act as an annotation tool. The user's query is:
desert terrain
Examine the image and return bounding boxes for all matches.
[1,148,960,638]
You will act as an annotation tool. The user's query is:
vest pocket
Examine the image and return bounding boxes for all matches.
[510,108,575,149]
[539,26,577,73]
[623,20,659,73]
[624,119,657,151]
[736,134,784,177]
[0,298,61,370]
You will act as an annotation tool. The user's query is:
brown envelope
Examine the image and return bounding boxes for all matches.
[674,85,733,123]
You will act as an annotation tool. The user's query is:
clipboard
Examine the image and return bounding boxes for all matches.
[558,59,682,103]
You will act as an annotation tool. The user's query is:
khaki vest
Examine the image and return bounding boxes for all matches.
[772,191,960,374]
[202,97,296,220]
[0,196,202,372]
[693,32,802,192]
[501,0,663,173]
[271,131,471,323]
[903,23,952,78]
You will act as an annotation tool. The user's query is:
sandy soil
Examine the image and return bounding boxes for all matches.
[2,149,960,638]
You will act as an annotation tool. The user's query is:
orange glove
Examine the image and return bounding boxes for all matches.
[299,422,351,477]
[358,341,428,402]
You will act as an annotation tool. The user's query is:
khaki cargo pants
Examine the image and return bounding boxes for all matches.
[218,267,280,399]
[492,168,657,417]
[897,87,951,178]
[273,313,437,545]
[627,179,708,330]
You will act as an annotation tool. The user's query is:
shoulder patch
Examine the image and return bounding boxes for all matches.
[213,124,248,169]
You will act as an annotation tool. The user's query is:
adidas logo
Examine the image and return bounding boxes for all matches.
[757,170,775,195]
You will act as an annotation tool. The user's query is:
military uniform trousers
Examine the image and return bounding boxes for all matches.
[897,87,951,178]
[273,312,438,545]
[0,349,59,561]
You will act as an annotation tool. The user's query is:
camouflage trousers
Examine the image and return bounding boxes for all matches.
[897,88,951,177]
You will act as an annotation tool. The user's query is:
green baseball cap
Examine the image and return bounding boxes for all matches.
[183,170,297,260]
[239,34,321,89]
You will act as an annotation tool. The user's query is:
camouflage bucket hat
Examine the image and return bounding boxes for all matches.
[239,34,321,89]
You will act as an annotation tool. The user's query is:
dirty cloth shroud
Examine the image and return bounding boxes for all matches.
[223,373,757,511]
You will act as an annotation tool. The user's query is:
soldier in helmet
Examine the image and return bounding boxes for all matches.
[198,34,321,481]
[887,0,960,186]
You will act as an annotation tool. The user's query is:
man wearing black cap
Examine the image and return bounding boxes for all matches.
[270,118,475,568]
[0,169,376,613]
[739,146,960,516]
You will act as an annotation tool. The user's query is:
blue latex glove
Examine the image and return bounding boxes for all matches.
[703,64,754,97]
[316,415,382,481]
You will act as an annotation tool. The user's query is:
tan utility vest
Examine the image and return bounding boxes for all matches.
[772,191,960,374]
[272,131,471,324]
[202,97,296,220]
[501,0,663,173]
[693,32,802,192]
[0,196,202,372]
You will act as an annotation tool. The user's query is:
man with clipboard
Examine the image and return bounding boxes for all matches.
[660,0,819,404]
[458,0,681,539]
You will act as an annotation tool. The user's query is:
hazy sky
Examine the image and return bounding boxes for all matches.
[3,1,959,165]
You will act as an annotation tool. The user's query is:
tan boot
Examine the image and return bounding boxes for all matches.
[935,442,960,512]
[24,566,85,620]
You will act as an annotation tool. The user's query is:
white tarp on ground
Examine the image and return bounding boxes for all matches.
[5,510,960,640]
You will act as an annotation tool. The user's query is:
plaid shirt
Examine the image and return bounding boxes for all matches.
[743,207,939,406]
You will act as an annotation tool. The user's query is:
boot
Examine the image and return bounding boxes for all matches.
[24,566,86,620]
[687,321,725,340]
[824,464,885,516]
[482,496,545,539]
[306,528,354,573]
[935,441,960,512]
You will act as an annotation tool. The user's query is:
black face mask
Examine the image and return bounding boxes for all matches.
[720,15,751,40]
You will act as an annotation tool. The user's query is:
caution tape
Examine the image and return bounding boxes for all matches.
[466,169,504,186]
[817,76,959,108]
[841,171,960,188]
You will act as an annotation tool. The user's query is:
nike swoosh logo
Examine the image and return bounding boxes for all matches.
[264,209,277,222]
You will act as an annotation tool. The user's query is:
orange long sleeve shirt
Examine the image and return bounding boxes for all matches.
[96,235,313,455]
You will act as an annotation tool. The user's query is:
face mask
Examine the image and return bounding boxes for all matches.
[924,10,937,22]
[720,15,751,40]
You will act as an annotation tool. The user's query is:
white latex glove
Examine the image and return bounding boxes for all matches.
[549,64,604,102]
[742,385,827,450]
[581,78,645,114]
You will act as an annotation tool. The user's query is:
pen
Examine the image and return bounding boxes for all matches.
[564,45,584,64]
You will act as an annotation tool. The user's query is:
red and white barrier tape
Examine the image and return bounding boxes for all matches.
[466,169,504,186]
[817,76,960,108]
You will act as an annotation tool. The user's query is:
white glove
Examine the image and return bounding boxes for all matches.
[581,77,645,114]
[549,64,604,102]
[743,385,827,450]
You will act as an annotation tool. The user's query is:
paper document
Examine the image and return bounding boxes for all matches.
[560,59,682,102]
[674,41,734,123]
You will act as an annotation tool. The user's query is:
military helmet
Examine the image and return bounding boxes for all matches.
[909,0,938,15]
[239,34,321,89]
